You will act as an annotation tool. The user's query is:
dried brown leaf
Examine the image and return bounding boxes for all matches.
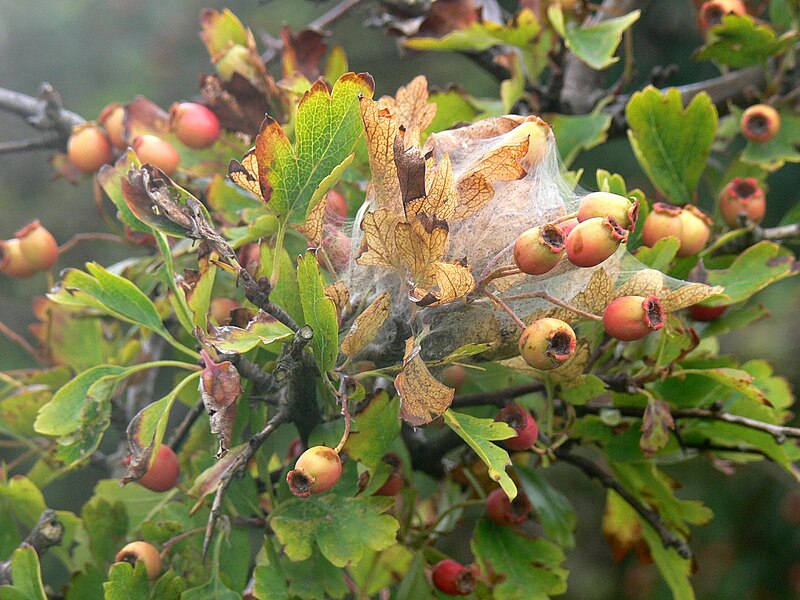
[200,350,243,458]
[324,280,350,315]
[280,25,328,81]
[394,135,428,205]
[615,269,665,300]
[356,208,404,268]
[360,97,403,212]
[395,215,449,279]
[341,292,392,357]
[395,336,454,425]
[393,75,437,133]
[662,283,725,312]
[405,153,457,221]
[410,261,475,307]
[294,190,326,245]
[573,269,613,313]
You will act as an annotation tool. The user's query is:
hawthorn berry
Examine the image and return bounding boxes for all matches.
[513,224,565,275]
[687,303,728,321]
[66,122,113,174]
[642,203,711,258]
[577,191,639,232]
[741,104,780,144]
[136,444,180,492]
[442,364,468,392]
[565,216,628,268]
[678,205,712,256]
[519,318,577,370]
[0,239,37,278]
[287,445,342,497]
[559,216,579,237]
[132,135,181,176]
[169,102,221,149]
[495,404,539,451]
[375,452,405,496]
[98,102,126,148]
[719,177,766,226]
[486,488,533,526]
[115,541,161,581]
[431,559,476,596]
[325,190,348,222]
[602,295,665,341]
[698,0,746,30]
[15,220,58,272]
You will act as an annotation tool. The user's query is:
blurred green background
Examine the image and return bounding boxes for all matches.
[1,1,799,598]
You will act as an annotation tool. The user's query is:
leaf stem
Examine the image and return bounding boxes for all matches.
[481,289,527,330]
[334,377,351,453]
[270,221,287,289]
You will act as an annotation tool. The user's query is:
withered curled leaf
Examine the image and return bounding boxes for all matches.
[395,336,455,425]
[341,292,391,357]
[199,349,243,458]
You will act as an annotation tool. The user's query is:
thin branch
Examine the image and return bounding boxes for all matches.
[0,509,65,585]
[167,399,205,452]
[557,449,692,559]
[0,84,84,152]
[240,270,299,332]
[452,381,545,408]
[308,0,367,31]
[482,289,527,330]
[334,377,351,454]
[0,134,61,154]
[57,232,125,255]
[500,290,603,321]
[0,320,44,365]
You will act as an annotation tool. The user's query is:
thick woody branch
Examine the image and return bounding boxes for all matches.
[557,448,693,559]
[452,380,545,408]
[0,84,85,152]
[240,270,300,332]
[0,509,65,585]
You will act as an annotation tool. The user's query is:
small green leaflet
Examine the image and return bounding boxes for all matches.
[695,14,797,68]
[548,6,640,70]
[0,547,47,600]
[443,409,517,499]
[297,253,339,373]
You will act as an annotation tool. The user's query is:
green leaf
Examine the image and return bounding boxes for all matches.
[439,343,493,364]
[34,365,128,436]
[0,386,52,438]
[97,150,152,234]
[740,109,800,172]
[548,6,640,69]
[626,87,718,205]
[81,498,128,565]
[0,547,47,600]
[701,303,769,337]
[91,480,175,537]
[347,545,413,597]
[180,574,240,600]
[270,495,399,567]
[344,391,400,468]
[256,73,373,224]
[471,518,568,599]
[206,311,293,354]
[297,252,339,372]
[703,241,798,305]
[260,244,304,324]
[64,566,105,600]
[634,236,680,271]
[695,15,797,67]
[276,548,348,600]
[102,561,150,600]
[669,367,767,405]
[560,374,607,406]
[516,465,576,548]
[154,231,194,335]
[443,409,517,499]
[551,109,612,167]
[428,88,482,133]
[393,551,435,600]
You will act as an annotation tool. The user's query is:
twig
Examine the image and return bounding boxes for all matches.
[57,232,125,255]
[308,0,366,31]
[452,381,545,408]
[0,509,65,585]
[231,354,275,390]
[160,527,204,559]
[240,270,299,332]
[0,320,44,365]
[0,135,61,154]
[500,290,603,321]
[482,290,527,330]
[166,399,205,452]
[0,84,84,153]
[334,377,351,454]
[557,449,692,559]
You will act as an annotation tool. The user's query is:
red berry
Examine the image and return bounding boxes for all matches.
[698,0,746,30]
[67,123,113,174]
[209,298,240,326]
[431,560,476,596]
[325,190,348,222]
[519,318,577,370]
[577,192,639,232]
[603,295,665,341]
[137,445,180,492]
[115,541,161,581]
[559,217,579,237]
[678,205,712,256]
[98,102,127,148]
[442,365,468,392]
[719,177,766,227]
[565,216,628,268]
[375,452,404,496]
[169,102,221,149]
[642,203,710,258]
[321,228,352,273]
[15,220,58,272]
[741,104,780,144]
[0,239,37,278]
[287,446,342,498]
[132,135,181,176]
[486,488,533,526]
[687,303,728,321]
[513,224,565,275]
[495,404,539,450]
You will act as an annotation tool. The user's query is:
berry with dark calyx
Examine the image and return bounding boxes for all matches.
[431,559,476,596]
[642,202,683,248]
[565,216,628,268]
[719,177,766,226]
[0,239,37,278]
[513,224,565,275]
[486,487,533,526]
[15,220,58,272]
[132,135,181,176]
[699,0,746,31]
[495,404,539,450]
[677,205,712,257]
[66,122,113,174]
[115,541,161,581]
[518,318,577,370]
[169,102,221,149]
[603,295,665,341]
[98,102,126,148]
[688,303,728,321]
[442,364,468,392]
[375,452,405,496]
[325,190,348,222]
[741,104,780,144]
[287,445,342,498]
[136,444,180,492]
[577,191,640,232]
